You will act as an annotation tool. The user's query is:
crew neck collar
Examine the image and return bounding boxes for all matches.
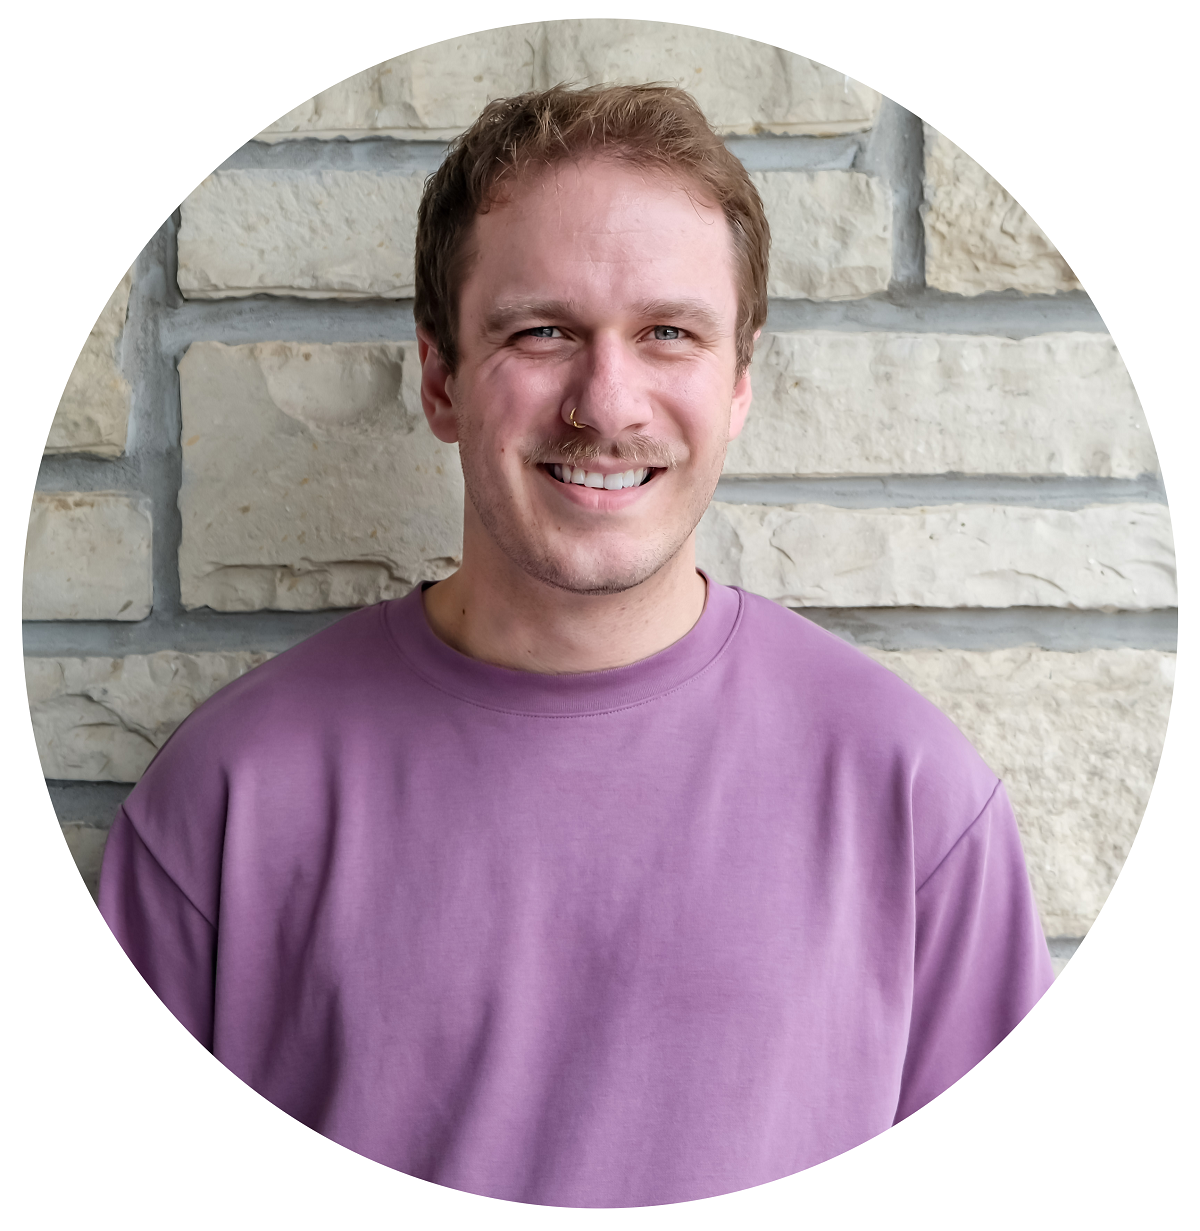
[381,575,743,717]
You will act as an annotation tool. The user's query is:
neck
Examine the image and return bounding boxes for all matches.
[422,523,707,675]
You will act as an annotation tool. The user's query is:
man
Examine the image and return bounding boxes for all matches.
[100,84,1053,1208]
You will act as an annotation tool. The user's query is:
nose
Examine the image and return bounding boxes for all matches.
[565,330,653,439]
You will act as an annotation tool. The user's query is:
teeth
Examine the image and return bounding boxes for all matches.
[551,465,652,489]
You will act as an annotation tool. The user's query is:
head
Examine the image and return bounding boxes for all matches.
[414,84,770,596]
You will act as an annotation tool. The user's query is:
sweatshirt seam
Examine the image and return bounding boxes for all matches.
[118,805,218,931]
[380,588,745,719]
[914,776,1004,896]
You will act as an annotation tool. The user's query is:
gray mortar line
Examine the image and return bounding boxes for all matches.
[35,468,1167,509]
[726,134,861,172]
[22,608,354,657]
[35,453,150,492]
[219,138,449,174]
[132,215,188,626]
[794,607,1178,653]
[714,475,1168,509]
[856,98,925,291]
[158,289,1105,351]
[222,133,865,176]
[160,298,417,349]
[765,289,1106,336]
[23,606,1179,659]
[45,781,134,826]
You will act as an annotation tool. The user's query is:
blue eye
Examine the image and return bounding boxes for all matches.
[653,326,681,340]
[526,326,560,338]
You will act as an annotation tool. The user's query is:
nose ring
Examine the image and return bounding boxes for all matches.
[569,408,584,430]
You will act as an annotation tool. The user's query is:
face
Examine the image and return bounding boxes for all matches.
[418,157,754,595]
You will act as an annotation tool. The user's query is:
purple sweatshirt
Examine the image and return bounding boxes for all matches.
[99,580,1053,1207]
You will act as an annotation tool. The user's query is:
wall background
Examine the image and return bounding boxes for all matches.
[23,20,1174,970]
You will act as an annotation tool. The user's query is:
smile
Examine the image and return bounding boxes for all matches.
[546,465,655,490]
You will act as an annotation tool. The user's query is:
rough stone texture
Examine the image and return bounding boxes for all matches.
[258,21,881,142]
[24,492,153,621]
[538,23,879,136]
[60,823,110,901]
[46,271,132,457]
[753,172,892,300]
[696,501,1175,610]
[862,647,1174,935]
[729,331,1157,478]
[177,170,425,300]
[178,341,464,611]
[26,652,273,783]
[923,126,1081,296]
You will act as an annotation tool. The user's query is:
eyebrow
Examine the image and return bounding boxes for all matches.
[636,299,724,334]
[482,297,725,336]
[483,300,577,336]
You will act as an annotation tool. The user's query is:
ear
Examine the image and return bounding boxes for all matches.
[727,329,760,441]
[417,327,460,444]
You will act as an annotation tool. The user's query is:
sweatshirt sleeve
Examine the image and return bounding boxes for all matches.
[895,781,1054,1123]
[98,806,217,1050]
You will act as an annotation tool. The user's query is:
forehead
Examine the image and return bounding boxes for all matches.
[459,158,739,312]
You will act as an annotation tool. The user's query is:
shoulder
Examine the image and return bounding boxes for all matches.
[126,600,406,806]
[730,588,970,739]
[189,602,393,720]
[117,600,411,900]
[726,587,1001,876]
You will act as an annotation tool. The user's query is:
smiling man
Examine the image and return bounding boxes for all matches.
[99,85,1053,1208]
[414,99,759,673]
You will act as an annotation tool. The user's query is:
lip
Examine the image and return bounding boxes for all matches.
[538,463,662,510]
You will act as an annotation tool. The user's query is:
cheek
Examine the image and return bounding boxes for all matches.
[473,363,569,437]
[660,375,735,446]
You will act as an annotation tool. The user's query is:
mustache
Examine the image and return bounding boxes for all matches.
[524,433,680,470]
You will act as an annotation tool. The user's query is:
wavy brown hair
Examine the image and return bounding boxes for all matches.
[414,83,770,376]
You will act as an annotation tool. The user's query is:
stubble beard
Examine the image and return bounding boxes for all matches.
[458,425,726,596]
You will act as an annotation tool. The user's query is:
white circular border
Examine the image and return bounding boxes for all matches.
[3,3,1194,1225]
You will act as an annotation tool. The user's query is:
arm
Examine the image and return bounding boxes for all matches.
[895,781,1054,1122]
[98,807,217,1050]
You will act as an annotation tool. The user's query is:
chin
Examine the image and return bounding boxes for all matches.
[515,536,685,597]
[466,476,706,597]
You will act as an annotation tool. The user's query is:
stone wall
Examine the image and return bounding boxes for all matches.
[25,20,1173,977]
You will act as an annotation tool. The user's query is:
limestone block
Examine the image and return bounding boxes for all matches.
[46,271,132,457]
[258,21,880,141]
[696,501,1175,610]
[535,22,881,136]
[177,170,425,300]
[753,172,892,299]
[24,492,152,621]
[26,652,272,782]
[178,341,464,611]
[864,647,1174,935]
[923,126,1080,296]
[259,26,539,141]
[729,331,1156,478]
